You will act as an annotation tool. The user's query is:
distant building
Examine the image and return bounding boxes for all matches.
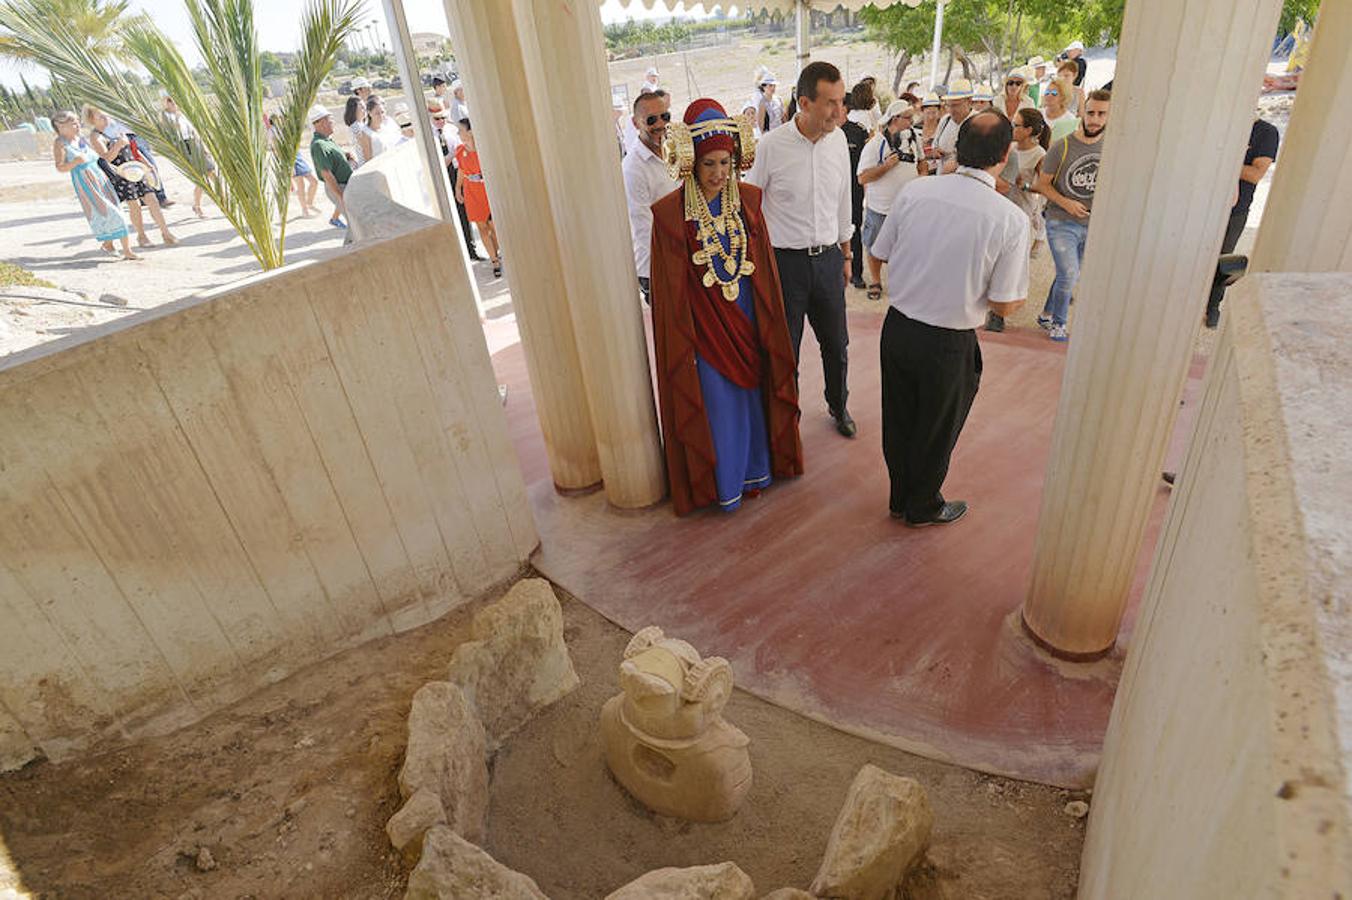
[411,32,448,57]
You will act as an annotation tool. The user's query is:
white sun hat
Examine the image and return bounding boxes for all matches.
[1065,40,1086,52]
[350,76,371,90]
[307,104,332,123]
[946,78,974,99]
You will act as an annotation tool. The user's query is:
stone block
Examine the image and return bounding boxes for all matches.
[809,765,933,900]
[404,826,548,899]
[397,681,489,844]
[605,862,756,899]
[447,578,579,745]
[386,786,447,864]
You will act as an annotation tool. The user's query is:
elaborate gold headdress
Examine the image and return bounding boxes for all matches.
[662,115,757,181]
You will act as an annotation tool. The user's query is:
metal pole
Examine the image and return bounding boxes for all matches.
[795,0,811,76]
[929,0,946,89]
[380,0,456,225]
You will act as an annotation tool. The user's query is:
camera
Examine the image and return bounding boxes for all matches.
[887,129,916,163]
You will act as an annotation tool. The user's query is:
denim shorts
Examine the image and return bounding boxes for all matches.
[861,207,887,252]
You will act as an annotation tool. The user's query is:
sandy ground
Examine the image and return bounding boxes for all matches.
[0,578,1084,899]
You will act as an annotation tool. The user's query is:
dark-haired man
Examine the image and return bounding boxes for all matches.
[869,111,1029,526]
[1035,88,1110,342]
[746,60,857,438]
[622,89,677,306]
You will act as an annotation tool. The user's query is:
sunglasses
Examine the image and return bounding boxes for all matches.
[1006,80,1024,87]
[645,111,672,126]
[1045,90,1060,97]
[432,115,446,121]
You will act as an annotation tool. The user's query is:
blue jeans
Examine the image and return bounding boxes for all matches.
[1043,216,1089,326]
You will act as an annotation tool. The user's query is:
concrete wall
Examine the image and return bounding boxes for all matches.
[1077,274,1352,898]
[0,129,47,161]
[0,223,537,770]
[345,139,441,242]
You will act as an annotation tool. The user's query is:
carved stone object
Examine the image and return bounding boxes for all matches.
[600,626,751,822]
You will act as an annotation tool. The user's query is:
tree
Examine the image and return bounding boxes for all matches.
[0,0,137,65]
[1,0,361,270]
[259,50,284,77]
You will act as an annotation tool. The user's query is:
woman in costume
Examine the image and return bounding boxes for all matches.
[649,98,803,516]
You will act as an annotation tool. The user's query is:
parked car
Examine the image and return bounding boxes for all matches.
[373,78,392,89]
[338,80,353,95]
[390,75,402,89]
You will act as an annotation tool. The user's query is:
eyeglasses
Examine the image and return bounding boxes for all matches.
[1006,80,1024,87]
[432,115,446,121]
[645,111,672,126]
[1045,90,1060,97]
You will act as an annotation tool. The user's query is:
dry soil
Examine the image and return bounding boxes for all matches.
[0,578,1083,900]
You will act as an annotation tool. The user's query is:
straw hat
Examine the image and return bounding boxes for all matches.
[946,78,974,99]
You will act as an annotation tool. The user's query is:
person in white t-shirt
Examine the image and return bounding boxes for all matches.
[933,78,974,174]
[856,101,927,300]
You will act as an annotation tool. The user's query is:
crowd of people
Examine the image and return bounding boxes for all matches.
[620,39,1276,520]
[308,74,502,276]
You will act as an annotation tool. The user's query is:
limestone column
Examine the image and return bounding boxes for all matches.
[1020,0,1284,658]
[440,0,602,493]
[1249,2,1352,273]
[513,0,666,508]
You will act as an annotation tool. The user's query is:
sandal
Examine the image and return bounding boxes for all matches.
[492,260,502,278]
[866,283,882,301]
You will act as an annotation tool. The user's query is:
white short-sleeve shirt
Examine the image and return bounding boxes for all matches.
[857,130,923,215]
[621,137,679,278]
[870,167,1030,330]
[745,120,853,249]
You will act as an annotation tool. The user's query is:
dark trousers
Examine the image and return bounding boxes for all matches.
[880,307,982,520]
[774,245,850,416]
[1206,209,1249,320]
[448,165,480,258]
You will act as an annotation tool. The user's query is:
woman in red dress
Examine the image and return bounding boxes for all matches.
[453,118,502,278]
[649,99,803,516]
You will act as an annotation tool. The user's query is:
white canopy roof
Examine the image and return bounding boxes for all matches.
[607,0,922,12]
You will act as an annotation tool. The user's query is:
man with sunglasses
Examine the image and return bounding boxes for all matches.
[622,90,678,306]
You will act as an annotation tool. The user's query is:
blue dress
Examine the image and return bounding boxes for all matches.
[695,193,772,512]
[61,137,129,243]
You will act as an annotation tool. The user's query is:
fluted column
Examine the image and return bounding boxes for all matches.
[1021,0,1284,658]
[441,0,602,492]
[1249,2,1352,273]
[513,0,666,508]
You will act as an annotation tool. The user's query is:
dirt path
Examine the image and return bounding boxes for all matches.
[0,577,1082,899]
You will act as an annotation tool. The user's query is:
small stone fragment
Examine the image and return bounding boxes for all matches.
[398,681,489,844]
[1064,800,1090,818]
[387,787,448,863]
[606,862,756,900]
[194,846,217,872]
[405,826,548,899]
[761,889,814,899]
[98,292,129,306]
[810,764,933,900]
[447,578,579,746]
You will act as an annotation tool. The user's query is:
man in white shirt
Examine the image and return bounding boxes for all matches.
[746,61,857,438]
[448,80,469,125]
[933,78,974,174]
[621,89,677,305]
[869,111,1029,526]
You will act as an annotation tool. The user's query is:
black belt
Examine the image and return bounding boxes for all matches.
[778,244,837,256]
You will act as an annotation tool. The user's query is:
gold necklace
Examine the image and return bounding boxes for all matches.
[684,177,755,301]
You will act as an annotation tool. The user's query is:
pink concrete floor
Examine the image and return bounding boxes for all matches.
[490,309,1201,788]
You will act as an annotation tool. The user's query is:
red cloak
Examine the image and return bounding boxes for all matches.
[650,181,804,516]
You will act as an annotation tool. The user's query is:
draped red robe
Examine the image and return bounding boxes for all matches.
[649,181,804,516]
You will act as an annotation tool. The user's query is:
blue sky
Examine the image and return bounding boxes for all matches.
[2,0,727,89]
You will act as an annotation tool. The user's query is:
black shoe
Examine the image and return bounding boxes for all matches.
[905,501,968,527]
[1204,309,1220,329]
[985,311,1005,332]
[1161,471,1176,485]
[833,410,857,438]
[468,252,484,261]
[851,278,866,290]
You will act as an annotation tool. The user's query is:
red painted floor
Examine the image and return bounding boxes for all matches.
[490,309,1199,788]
